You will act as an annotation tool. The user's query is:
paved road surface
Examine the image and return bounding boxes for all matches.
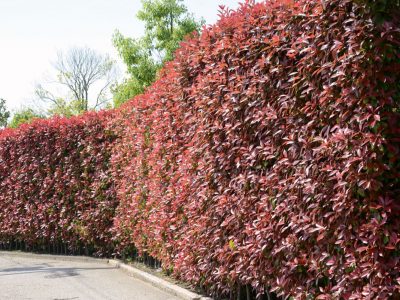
[0,253,180,300]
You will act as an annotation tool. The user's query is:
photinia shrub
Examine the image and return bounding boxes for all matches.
[110,0,400,298]
[0,111,118,256]
[0,0,399,298]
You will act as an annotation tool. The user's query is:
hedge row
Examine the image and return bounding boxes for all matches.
[0,0,399,299]
[0,112,118,256]
[110,0,400,298]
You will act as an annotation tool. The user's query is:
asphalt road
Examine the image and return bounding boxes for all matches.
[0,253,180,300]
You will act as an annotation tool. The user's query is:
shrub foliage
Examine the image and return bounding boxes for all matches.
[111,0,400,298]
[0,0,399,298]
[0,112,117,256]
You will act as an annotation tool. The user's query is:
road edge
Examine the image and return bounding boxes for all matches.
[0,251,212,300]
[108,259,212,300]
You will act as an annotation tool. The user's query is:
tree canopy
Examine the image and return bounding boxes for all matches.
[8,108,44,129]
[0,98,10,128]
[36,47,117,116]
[112,0,203,107]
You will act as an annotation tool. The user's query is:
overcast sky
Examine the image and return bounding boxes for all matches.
[0,0,246,111]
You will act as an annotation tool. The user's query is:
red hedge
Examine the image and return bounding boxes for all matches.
[0,0,399,298]
[0,111,118,256]
[110,0,400,298]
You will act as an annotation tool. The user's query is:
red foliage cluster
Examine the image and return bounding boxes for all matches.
[111,0,400,298]
[0,0,399,298]
[0,112,117,256]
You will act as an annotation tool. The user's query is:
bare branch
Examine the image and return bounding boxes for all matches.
[37,46,118,115]
[35,85,59,105]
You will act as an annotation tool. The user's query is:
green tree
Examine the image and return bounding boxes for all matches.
[9,108,44,128]
[0,98,10,128]
[112,0,203,107]
[45,98,89,118]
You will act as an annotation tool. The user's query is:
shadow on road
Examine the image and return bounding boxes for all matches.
[0,263,114,278]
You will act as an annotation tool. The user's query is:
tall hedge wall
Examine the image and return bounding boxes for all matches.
[0,112,118,256]
[0,0,399,299]
[110,0,400,298]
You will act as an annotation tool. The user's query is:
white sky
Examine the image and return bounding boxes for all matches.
[0,0,246,112]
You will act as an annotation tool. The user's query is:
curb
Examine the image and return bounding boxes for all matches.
[0,251,212,300]
[108,259,212,300]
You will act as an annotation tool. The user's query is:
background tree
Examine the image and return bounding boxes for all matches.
[112,0,203,107]
[0,98,10,128]
[8,108,44,128]
[36,47,117,116]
